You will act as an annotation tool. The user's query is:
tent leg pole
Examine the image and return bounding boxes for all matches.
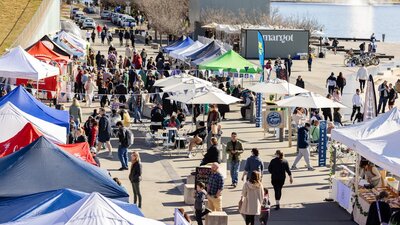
[36,80,39,98]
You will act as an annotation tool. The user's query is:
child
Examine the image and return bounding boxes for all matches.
[260,188,271,225]
[194,182,211,225]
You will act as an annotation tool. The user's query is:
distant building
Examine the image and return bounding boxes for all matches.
[189,0,270,39]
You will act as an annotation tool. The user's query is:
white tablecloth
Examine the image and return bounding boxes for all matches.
[332,178,353,213]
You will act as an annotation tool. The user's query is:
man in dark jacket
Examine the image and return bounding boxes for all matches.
[116,121,129,171]
[225,132,244,187]
[150,104,165,133]
[97,107,113,158]
[241,148,263,181]
[200,137,220,166]
[292,123,314,170]
[124,30,131,45]
[118,30,124,46]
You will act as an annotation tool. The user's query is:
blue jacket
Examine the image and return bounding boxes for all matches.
[297,126,309,148]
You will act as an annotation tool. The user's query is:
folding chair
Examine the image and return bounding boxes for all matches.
[160,128,177,156]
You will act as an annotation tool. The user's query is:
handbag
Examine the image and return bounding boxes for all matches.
[376,201,389,225]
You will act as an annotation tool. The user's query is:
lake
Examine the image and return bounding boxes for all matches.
[271,2,400,42]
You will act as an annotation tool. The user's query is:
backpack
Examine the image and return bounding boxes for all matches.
[125,128,134,147]
[343,78,347,86]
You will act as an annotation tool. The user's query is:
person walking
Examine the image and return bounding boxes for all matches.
[226,132,244,188]
[69,97,82,127]
[124,30,131,46]
[388,83,397,110]
[321,94,333,121]
[307,53,313,72]
[96,24,102,38]
[366,191,391,225]
[268,150,293,210]
[356,64,368,93]
[91,30,96,43]
[129,151,142,208]
[336,72,346,95]
[291,123,314,170]
[118,30,124,47]
[140,49,147,68]
[207,163,224,211]
[378,80,389,114]
[333,108,343,127]
[84,75,97,107]
[326,72,337,95]
[239,171,264,225]
[285,55,293,77]
[242,148,264,181]
[194,182,211,225]
[351,89,363,122]
[97,107,113,157]
[100,30,106,44]
[116,121,130,171]
[207,104,221,133]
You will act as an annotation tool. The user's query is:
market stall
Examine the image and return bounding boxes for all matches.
[331,107,400,224]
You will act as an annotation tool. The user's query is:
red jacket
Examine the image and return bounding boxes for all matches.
[90,126,98,147]
[133,54,142,69]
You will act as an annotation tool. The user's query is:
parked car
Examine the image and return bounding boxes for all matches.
[111,13,121,24]
[100,10,111,19]
[70,8,80,19]
[121,17,136,28]
[83,7,95,14]
[78,16,88,27]
[82,18,96,29]
[117,15,130,26]
[74,11,84,22]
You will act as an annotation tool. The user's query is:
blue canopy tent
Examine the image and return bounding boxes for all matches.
[163,37,194,53]
[0,86,69,131]
[184,41,219,61]
[162,36,184,53]
[0,137,129,201]
[0,189,142,223]
[191,47,226,66]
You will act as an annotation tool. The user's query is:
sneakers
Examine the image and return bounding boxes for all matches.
[274,204,280,210]
[291,166,298,170]
[204,208,212,215]
[108,152,113,158]
[187,153,192,158]
[231,183,237,188]
[308,167,315,171]
[118,167,125,171]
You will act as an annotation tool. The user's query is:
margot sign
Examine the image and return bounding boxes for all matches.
[263,111,284,129]
[263,34,294,43]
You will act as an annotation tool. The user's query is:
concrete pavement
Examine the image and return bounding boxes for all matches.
[66,8,400,224]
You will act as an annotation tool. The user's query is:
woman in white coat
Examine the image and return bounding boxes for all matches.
[240,171,264,225]
[85,75,97,107]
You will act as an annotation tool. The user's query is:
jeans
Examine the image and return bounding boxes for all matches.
[359,79,366,91]
[260,211,270,225]
[378,97,388,113]
[142,58,146,67]
[195,209,208,225]
[245,215,255,225]
[131,181,142,208]
[230,160,240,185]
[328,85,335,95]
[292,147,312,169]
[133,106,142,122]
[271,179,285,201]
[351,106,361,121]
[118,145,128,168]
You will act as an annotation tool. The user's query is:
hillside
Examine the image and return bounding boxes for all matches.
[0,0,43,54]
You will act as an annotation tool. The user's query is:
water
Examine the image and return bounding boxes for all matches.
[271,2,400,42]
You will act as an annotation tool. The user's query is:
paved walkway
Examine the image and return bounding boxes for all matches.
[67,10,399,225]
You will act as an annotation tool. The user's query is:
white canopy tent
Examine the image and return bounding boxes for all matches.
[169,41,204,61]
[0,102,66,144]
[1,192,164,225]
[55,30,87,51]
[0,46,60,80]
[248,78,309,95]
[189,91,241,105]
[161,79,211,93]
[153,74,211,87]
[168,86,223,103]
[331,107,400,152]
[275,92,348,109]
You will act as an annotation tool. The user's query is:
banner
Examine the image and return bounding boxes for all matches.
[174,208,191,225]
[318,120,328,166]
[256,31,265,128]
[363,74,377,121]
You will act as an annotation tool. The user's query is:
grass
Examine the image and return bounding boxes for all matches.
[0,0,43,54]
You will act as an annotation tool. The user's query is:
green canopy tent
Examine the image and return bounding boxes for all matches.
[198,50,261,74]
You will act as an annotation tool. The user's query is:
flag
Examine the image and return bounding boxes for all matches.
[257,31,265,82]
[363,75,377,121]
[256,31,265,127]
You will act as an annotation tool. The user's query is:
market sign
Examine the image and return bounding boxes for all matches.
[318,120,328,166]
[263,110,284,129]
